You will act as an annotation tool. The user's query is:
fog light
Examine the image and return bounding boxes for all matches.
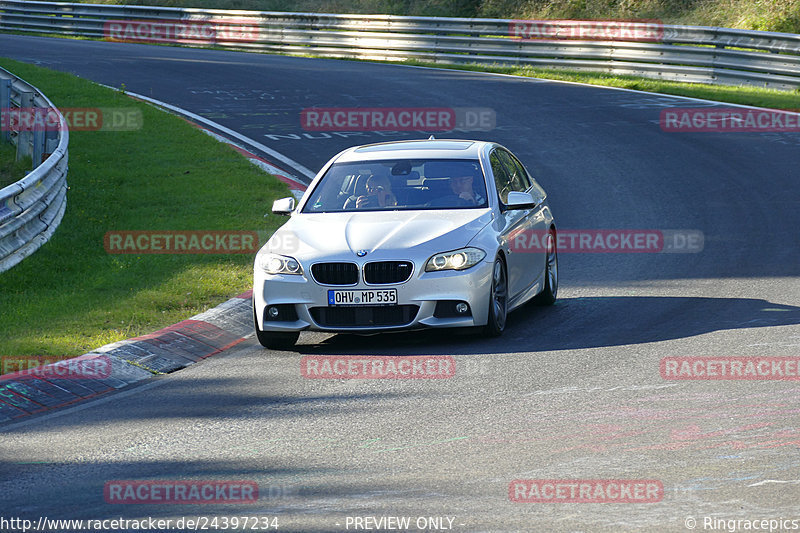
[268,306,280,318]
[455,302,469,314]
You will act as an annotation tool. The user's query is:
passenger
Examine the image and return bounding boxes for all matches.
[448,173,485,206]
[355,175,397,209]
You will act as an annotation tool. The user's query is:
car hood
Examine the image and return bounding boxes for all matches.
[264,209,492,260]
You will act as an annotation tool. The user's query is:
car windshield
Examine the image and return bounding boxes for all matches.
[301,159,489,213]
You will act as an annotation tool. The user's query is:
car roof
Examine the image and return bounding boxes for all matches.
[333,139,490,163]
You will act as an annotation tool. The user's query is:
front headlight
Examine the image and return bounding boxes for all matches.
[258,253,303,275]
[425,247,486,272]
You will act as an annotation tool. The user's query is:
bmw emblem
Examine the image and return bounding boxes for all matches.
[356,250,368,257]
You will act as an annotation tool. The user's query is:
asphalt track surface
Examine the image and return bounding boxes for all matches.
[1,34,800,532]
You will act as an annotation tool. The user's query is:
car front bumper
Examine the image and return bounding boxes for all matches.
[253,259,494,333]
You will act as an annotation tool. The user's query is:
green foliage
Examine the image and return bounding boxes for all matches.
[70,0,800,33]
[403,59,800,108]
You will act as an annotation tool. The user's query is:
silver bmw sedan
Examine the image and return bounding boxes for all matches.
[253,139,557,349]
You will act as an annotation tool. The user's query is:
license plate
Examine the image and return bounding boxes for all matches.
[328,289,397,306]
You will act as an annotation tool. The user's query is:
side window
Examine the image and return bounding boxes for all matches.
[509,153,546,202]
[490,151,512,204]
[507,153,532,190]
[497,149,528,193]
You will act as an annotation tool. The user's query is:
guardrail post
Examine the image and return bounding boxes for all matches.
[44,128,59,161]
[0,78,10,143]
[16,91,33,161]
[32,122,45,168]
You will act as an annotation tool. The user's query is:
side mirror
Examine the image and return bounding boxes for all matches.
[271,197,296,216]
[505,191,537,210]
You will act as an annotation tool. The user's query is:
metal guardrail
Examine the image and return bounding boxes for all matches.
[0,66,68,273]
[1,1,800,89]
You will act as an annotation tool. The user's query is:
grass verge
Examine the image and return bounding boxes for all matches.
[398,60,800,110]
[0,57,290,366]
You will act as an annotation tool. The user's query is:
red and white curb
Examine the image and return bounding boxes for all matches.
[0,291,256,423]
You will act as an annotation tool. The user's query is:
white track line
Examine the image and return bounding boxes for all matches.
[114,87,317,181]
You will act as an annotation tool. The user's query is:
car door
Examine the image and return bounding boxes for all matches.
[493,148,548,300]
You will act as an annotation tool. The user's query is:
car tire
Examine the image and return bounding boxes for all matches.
[533,227,558,306]
[483,256,508,337]
[253,301,299,350]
